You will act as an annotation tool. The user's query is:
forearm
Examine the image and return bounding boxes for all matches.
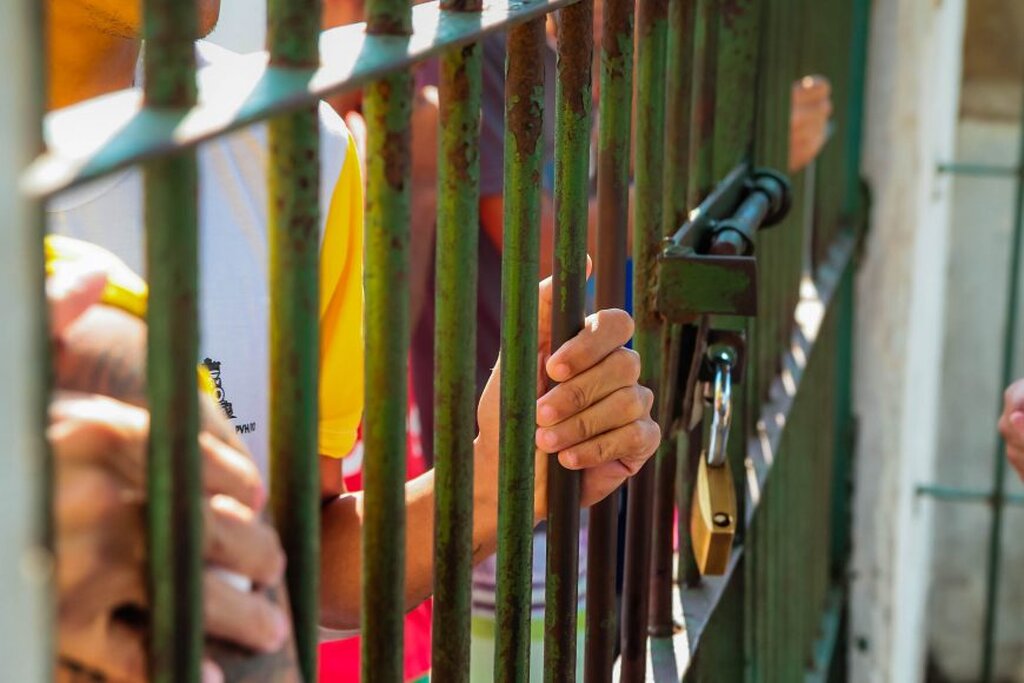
[319,439,500,631]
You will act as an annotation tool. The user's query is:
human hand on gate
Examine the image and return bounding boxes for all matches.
[789,75,833,173]
[475,264,661,522]
[998,378,1024,481]
[48,262,293,683]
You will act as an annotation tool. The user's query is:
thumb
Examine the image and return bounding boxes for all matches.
[47,266,107,336]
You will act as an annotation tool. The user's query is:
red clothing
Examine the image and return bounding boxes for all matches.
[319,370,432,682]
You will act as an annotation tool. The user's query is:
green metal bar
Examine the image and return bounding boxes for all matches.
[917,484,1024,507]
[494,17,545,683]
[980,64,1024,683]
[24,0,583,200]
[650,0,696,636]
[544,1,594,679]
[362,0,413,680]
[142,2,201,682]
[0,1,50,680]
[584,0,634,675]
[937,162,1022,178]
[430,0,482,676]
[266,1,322,679]
[620,0,669,673]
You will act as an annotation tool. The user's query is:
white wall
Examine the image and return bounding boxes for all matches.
[208,0,267,53]
[849,0,966,680]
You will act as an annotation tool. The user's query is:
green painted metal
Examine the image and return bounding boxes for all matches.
[650,0,696,633]
[980,64,1024,683]
[141,1,201,682]
[431,0,482,677]
[917,484,1024,507]
[584,0,634,674]
[266,1,323,679]
[620,0,669,674]
[362,1,413,681]
[544,0,593,679]
[17,0,878,679]
[24,0,582,200]
[937,162,1022,178]
[494,18,545,683]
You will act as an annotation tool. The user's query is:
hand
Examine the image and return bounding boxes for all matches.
[52,392,287,683]
[999,378,1024,480]
[789,75,833,173]
[476,270,661,519]
[47,262,290,682]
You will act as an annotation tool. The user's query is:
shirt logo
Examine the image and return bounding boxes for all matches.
[202,357,236,420]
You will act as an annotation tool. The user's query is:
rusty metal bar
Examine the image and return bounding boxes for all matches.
[544,0,594,679]
[266,0,322,678]
[362,0,414,679]
[620,0,669,674]
[431,0,483,677]
[141,1,201,681]
[494,17,545,683]
[583,0,634,676]
[0,1,50,680]
[649,0,697,638]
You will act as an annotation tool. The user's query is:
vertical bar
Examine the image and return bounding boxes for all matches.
[362,0,413,680]
[545,1,594,679]
[584,0,635,676]
[620,0,669,674]
[266,0,321,679]
[142,1,200,681]
[431,0,482,677]
[980,65,1024,683]
[0,1,50,681]
[649,0,696,636]
[494,17,545,683]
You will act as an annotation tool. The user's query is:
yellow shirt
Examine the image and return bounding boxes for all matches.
[46,90,364,463]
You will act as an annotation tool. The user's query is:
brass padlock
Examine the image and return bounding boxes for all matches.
[690,350,737,576]
[690,456,737,575]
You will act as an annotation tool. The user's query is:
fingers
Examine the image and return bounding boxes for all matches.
[48,266,108,336]
[1004,379,1024,413]
[50,393,264,510]
[203,495,285,587]
[557,418,661,472]
[545,309,635,383]
[199,432,266,511]
[59,615,149,683]
[203,573,290,654]
[536,347,642,426]
[536,384,654,453]
[792,75,832,106]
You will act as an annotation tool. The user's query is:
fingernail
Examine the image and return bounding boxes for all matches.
[537,403,557,424]
[537,429,558,449]
[271,610,291,649]
[550,363,571,381]
[561,452,579,469]
[202,662,224,683]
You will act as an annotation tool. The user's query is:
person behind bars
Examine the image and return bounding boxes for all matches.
[43,1,661,681]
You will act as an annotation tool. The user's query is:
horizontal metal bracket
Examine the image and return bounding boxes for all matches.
[656,164,792,322]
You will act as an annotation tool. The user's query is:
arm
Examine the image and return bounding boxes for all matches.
[318,274,659,630]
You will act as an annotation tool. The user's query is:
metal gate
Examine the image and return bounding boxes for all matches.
[1,0,870,680]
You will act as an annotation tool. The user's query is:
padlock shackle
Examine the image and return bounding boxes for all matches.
[706,351,733,468]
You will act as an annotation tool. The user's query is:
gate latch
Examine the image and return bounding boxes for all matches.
[657,164,792,322]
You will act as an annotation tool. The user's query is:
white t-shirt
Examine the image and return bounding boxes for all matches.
[46,42,360,477]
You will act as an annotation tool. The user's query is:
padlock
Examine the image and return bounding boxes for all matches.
[690,455,737,576]
[690,350,737,576]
